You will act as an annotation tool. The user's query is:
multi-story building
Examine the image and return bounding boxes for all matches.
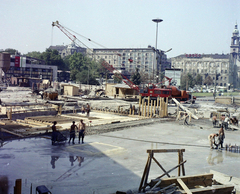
[90,45,170,81]
[2,54,58,85]
[171,53,234,87]
[49,41,86,58]
[171,24,240,88]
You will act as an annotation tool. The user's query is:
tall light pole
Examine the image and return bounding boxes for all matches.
[152,18,163,83]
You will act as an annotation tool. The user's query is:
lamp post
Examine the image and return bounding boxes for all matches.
[152,18,163,83]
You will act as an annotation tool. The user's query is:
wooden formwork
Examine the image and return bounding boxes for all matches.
[138,96,168,118]
[138,149,234,194]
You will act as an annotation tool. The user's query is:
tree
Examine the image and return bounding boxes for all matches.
[113,72,122,83]
[180,73,195,90]
[4,48,19,55]
[41,49,66,70]
[26,51,42,59]
[139,70,149,84]
[131,68,141,85]
[204,75,213,86]
[195,74,202,85]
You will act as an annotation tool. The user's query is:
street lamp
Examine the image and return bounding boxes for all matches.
[152,18,163,83]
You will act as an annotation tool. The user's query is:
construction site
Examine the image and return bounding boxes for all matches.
[0,83,240,194]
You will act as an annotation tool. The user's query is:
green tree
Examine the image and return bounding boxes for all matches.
[4,48,19,55]
[139,70,148,84]
[194,74,202,85]
[131,68,141,85]
[204,75,213,86]
[41,49,66,70]
[181,73,194,90]
[26,51,42,59]
[68,53,100,85]
[113,72,122,83]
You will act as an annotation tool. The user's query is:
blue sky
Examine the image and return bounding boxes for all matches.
[1,0,240,58]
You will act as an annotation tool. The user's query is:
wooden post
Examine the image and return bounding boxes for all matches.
[159,98,162,117]
[141,99,144,117]
[157,97,159,110]
[138,96,142,116]
[147,96,150,117]
[14,179,22,194]
[153,100,156,116]
[150,100,153,118]
[165,97,168,117]
[144,102,147,117]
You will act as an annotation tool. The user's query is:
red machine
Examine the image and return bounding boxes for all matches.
[139,76,195,103]
[52,21,195,103]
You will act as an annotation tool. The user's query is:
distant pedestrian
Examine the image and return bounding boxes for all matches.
[78,119,86,144]
[81,106,85,114]
[86,103,90,117]
[51,121,58,145]
[69,121,78,144]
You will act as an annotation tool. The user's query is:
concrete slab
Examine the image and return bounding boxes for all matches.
[1,120,240,193]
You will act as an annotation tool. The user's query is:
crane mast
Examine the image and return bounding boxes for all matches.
[52,21,77,43]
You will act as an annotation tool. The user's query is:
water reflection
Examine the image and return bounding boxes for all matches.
[207,150,223,165]
[50,156,59,169]
[50,155,85,169]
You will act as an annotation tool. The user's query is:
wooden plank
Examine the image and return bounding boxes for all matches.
[157,160,187,179]
[172,98,198,119]
[152,156,170,178]
[147,149,185,153]
[210,170,240,192]
[158,173,213,189]
[182,185,234,194]
[177,178,192,194]
[1,128,24,138]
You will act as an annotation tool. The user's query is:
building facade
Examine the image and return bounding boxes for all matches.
[171,53,234,87]
[49,41,86,58]
[90,45,170,81]
[4,55,57,84]
[171,24,240,88]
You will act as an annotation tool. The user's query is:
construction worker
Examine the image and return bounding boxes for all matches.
[51,121,58,145]
[86,103,90,117]
[218,127,225,149]
[69,121,78,144]
[208,133,219,149]
[78,119,86,144]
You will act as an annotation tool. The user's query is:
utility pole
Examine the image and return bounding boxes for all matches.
[152,19,163,83]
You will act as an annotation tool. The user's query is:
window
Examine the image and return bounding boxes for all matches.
[225,70,227,73]
[162,91,170,94]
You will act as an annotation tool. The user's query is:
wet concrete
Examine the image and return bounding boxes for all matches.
[1,121,240,194]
